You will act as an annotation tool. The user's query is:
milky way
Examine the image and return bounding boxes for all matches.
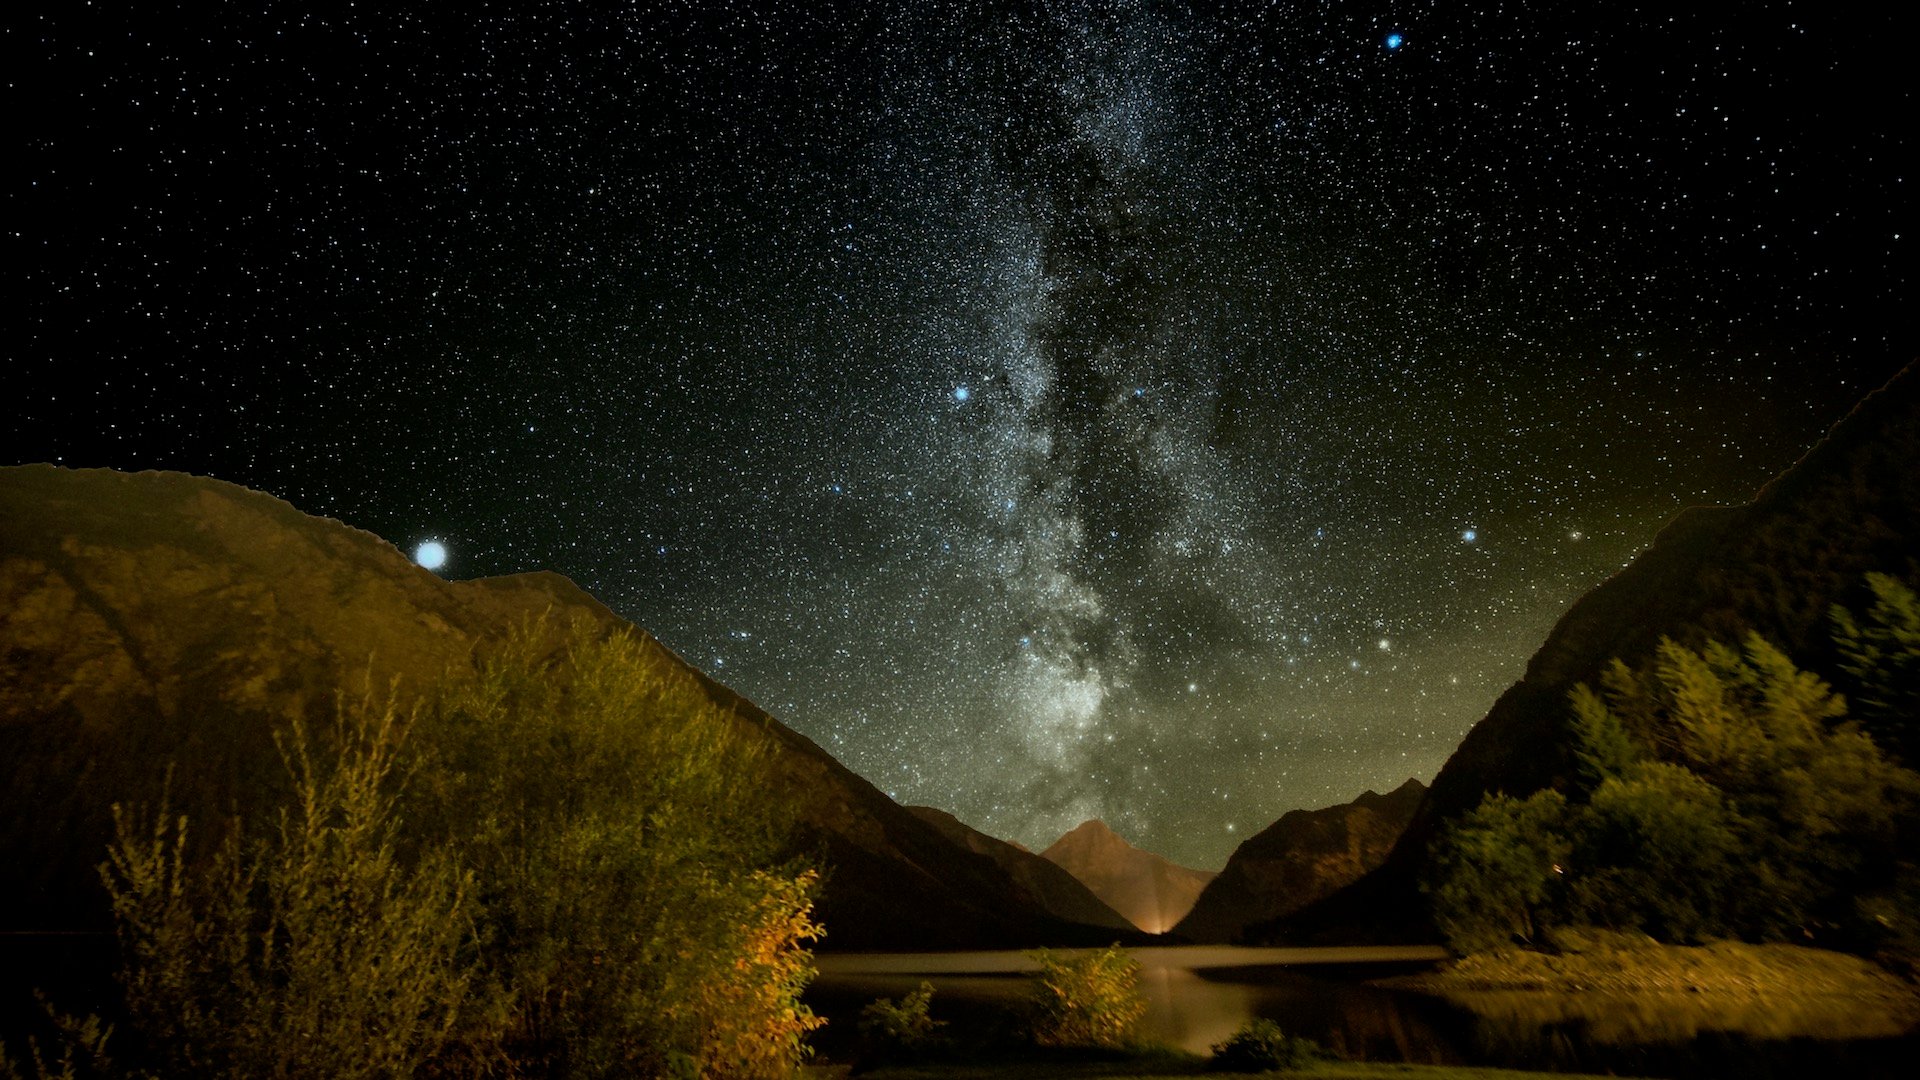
[10,2,1912,865]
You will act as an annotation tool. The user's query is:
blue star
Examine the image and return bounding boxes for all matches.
[953,385,970,402]
[1385,32,1404,50]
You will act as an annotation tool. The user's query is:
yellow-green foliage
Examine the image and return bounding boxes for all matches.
[1832,572,1920,765]
[1591,634,1913,903]
[412,621,822,1079]
[93,622,824,1080]
[1429,619,1920,952]
[1025,945,1147,1049]
[100,691,475,1079]
[0,1000,115,1080]
[1427,790,1571,954]
[675,868,826,1080]
[858,981,945,1062]
[1573,761,1746,942]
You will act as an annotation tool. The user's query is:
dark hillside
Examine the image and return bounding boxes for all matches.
[1260,363,1920,944]
[0,465,1128,949]
[1175,779,1424,943]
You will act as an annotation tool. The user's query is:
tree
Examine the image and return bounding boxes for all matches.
[1427,789,1572,953]
[1436,625,1920,954]
[1568,761,1744,941]
[1833,572,1920,766]
[1576,633,1916,938]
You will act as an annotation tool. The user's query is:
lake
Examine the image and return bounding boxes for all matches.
[813,946,1451,1058]
[807,945,1920,1079]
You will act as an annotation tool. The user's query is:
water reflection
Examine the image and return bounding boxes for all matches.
[810,946,1461,1059]
[807,946,1920,1078]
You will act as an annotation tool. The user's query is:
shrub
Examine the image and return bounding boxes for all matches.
[92,623,827,1079]
[99,689,475,1079]
[412,623,823,1078]
[1208,1019,1322,1072]
[857,981,945,1062]
[0,999,115,1080]
[1026,945,1147,1049]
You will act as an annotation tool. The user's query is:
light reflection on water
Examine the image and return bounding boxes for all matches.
[810,946,1461,1059]
[807,945,1920,1078]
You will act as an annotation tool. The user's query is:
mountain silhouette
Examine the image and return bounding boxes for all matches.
[1039,819,1216,934]
[1253,362,1920,944]
[0,464,1142,950]
[1175,779,1424,943]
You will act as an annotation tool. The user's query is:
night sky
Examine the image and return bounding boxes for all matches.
[9,2,1912,868]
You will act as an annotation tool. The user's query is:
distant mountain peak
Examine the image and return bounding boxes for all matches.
[1040,819,1216,935]
[1053,818,1128,846]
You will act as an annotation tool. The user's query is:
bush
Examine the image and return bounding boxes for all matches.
[0,1000,115,1080]
[1026,945,1147,1049]
[92,623,826,1079]
[412,623,823,1078]
[857,981,945,1063]
[100,690,476,1079]
[1208,1019,1322,1072]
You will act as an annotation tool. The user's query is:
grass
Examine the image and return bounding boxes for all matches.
[1379,929,1920,1043]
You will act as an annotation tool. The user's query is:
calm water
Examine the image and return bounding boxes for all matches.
[807,945,1920,1079]
[11,937,1915,1078]
[811,946,1462,1062]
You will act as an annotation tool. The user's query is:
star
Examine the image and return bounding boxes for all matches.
[9,1,1906,870]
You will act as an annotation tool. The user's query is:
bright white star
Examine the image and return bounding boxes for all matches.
[414,541,447,570]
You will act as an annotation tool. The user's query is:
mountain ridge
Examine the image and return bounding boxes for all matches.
[906,806,1136,932]
[0,464,1140,950]
[1174,779,1425,943]
[1254,361,1920,945]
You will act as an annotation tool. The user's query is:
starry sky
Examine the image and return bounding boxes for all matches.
[9,1,1913,868]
